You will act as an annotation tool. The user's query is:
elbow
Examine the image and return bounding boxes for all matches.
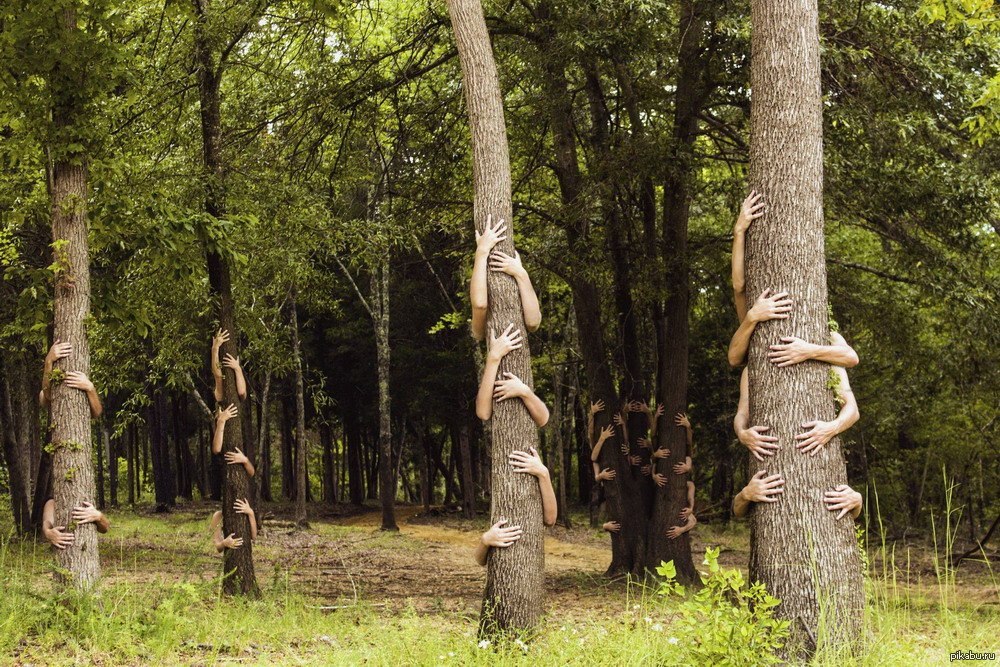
[845,351,859,368]
[238,390,247,401]
[476,403,491,422]
[525,314,541,332]
[543,515,556,528]
[534,410,550,428]
[727,349,742,368]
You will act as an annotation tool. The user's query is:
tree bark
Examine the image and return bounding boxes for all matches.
[48,9,100,584]
[447,0,545,633]
[345,403,364,505]
[373,260,398,531]
[0,358,32,534]
[290,295,309,527]
[456,421,476,519]
[192,0,258,596]
[258,373,273,501]
[148,388,175,512]
[747,0,864,651]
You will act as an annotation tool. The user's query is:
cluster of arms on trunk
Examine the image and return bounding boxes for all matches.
[39,330,260,554]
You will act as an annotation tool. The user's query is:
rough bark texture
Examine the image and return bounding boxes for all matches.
[747,0,864,651]
[644,0,702,583]
[447,0,545,634]
[49,146,100,589]
[290,296,309,526]
[193,0,258,596]
[457,422,476,519]
[373,260,398,531]
[0,358,32,533]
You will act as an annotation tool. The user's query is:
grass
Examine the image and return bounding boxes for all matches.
[1,502,998,666]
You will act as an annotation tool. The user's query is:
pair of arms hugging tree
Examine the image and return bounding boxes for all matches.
[729,191,863,520]
[210,329,254,477]
[470,214,554,566]
[211,499,257,551]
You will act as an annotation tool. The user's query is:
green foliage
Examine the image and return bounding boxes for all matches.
[657,548,790,665]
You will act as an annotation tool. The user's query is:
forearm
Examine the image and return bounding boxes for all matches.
[592,461,601,480]
[474,539,489,567]
[213,376,223,403]
[685,426,693,453]
[538,473,557,526]
[733,410,749,439]
[243,460,256,477]
[833,394,859,435]
[475,360,500,421]
[515,272,541,332]
[41,358,54,395]
[234,368,247,400]
[727,319,756,367]
[807,343,859,368]
[732,231,747,322]
[87,389,103,418]
[732,490,751,519]
[851,504,862,520]
[212,420,226,454]
[95,513,110,533]
[590,440,605,462]
[247,512,258,541]
[520,391,549,428]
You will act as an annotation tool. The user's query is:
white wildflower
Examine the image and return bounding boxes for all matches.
[478,639,491,649]
[668,637,679,645]
[651,623,664,632]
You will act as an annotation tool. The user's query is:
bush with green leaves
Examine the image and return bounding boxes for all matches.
[656,548,790,665]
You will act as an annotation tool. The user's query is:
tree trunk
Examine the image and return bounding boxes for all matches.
[456,422,476,519]
[345,404,364,505]
[320,423,336,505]
[551,363,569,528]
[193,0,258,596]
[644,0,703,583]
[0,358,32,534]
[290,295,309,526]
[447,0,544,633]
[258,373,273,502]
[107,421,118,507]
[127,424,135,505]
[148,389,175,512]
[373,260,398,531]
[48,11,100,584]
[747,0,864,651]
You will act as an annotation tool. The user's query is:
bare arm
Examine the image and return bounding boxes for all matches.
[732,489,752,519]
[211,329,228,402]
[212,404,237,454]
[732,192,763,321]
[478,325,523,422]
[470,215,506,341]
[225,447,255,477]
[491,251,541,332]
[474,538,489,566]
[767,330,859,368]
[509,448,557,526]
[734,368,780,460]
[538,468,557,527]
[476,519,522,566]
[795,367,859,455]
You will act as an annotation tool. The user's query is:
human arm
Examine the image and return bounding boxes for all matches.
[734,368,780,461]
[489,250,541,332]
[732,470,785,518]
[795,367,859,455]
[234,498,258,541]
[63,371,103,418]
[679,481,696,519]
[41,340,72,406]
[225,447,255,477]
[824,484,863,520]
[732,191,764,322]
[603,521,620,533]
[211,511,243,552]
[510,448,557,526]
[470,215,506,341]
[476,324,522,421]
[211,329,229,402]
[594,464,616,482]
[222,354,247,401]
[672,456,692,475]
[212,403,238,454]
[767,331,859,368]
[493,372,549,427]
[590,424,614,462]
[728,289,793,367]
[71,501,110,533]
[42,499,74,549]
[674,412,693,455]
[475,518,522,566]
[665,514,698,539]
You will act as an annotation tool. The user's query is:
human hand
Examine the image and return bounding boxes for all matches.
[225,447,249,466]
[603,521,621,533]
[510,447,548,479]
[674,413,691,429]
[217,403,238,423]
[488,323,523,362]
[234,498,254,516]
[494,372,530,401]
[653,472,667,488]
[673,459,692,475]
[824,484,862,520]
[795,419,838,455]
[597,424,614,444]
[46,339,72,363]
[738,425,780,461]
[45,524,74,549]
[482,518,522,548]
[71,501,102,525]
[613,412,625,427]
[747,289,793,324]
[212,328,230,350]
[596,467,616,481]
[637,437,651,449]
[590,399,605,415]
[640,464,651,476]
[220,533,243,549]
[475,214,507,255]
[655,405,665,419]
[767,336,816,367]
[735,190,764,235]
[489,250,526,279]
[64,371,95,393]
[651,447,671,460]
[629,400,646,414]
[741,470,785,503]
[628,454,641,466]
[679,506,693,520]
[222,353,242,371]
[665,524,687,539]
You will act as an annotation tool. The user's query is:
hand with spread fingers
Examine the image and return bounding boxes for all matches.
[476,518,522,566]
[824,484,863,520]
[732,470,785,518]
[603,521,621,533]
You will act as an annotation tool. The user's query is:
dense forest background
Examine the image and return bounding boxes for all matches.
[1,0,998,544]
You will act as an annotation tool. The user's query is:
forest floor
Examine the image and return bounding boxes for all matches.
[2,500,999,665]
